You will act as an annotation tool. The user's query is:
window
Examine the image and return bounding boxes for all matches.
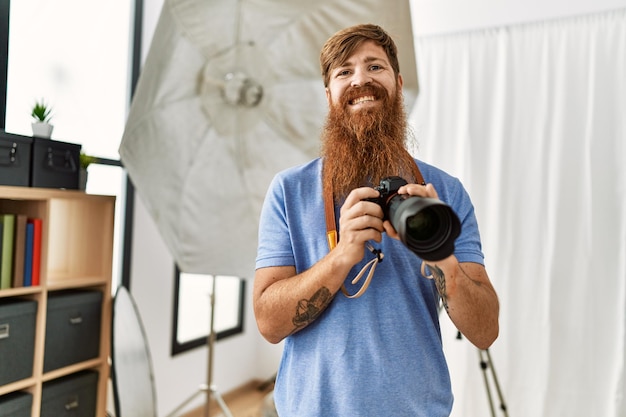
[84,160,127,284]
[4,0,132,159]
[171,266,245,355]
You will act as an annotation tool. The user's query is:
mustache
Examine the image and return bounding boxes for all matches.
[340,84,388,106]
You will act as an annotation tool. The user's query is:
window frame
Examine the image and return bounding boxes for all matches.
[170,265,246,356]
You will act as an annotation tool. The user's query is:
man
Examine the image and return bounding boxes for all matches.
[253,24,499,416]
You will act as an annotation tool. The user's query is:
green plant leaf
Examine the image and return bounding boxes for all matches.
[31,99,53,122]
[80,152,97,169]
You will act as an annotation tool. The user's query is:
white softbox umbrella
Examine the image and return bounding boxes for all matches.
[119,0,417,277]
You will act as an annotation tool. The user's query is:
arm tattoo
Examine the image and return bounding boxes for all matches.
[430,264,449,312]
[293,287,333,329]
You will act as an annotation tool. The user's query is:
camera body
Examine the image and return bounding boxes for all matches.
[366,176,409,219]
[366,176,461,261]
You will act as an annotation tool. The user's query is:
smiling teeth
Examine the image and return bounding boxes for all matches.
[352,96,375,104]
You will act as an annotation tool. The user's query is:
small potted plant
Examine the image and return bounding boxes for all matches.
[80,152,96,170]
[31,99,54,138]
[79,152,97,191]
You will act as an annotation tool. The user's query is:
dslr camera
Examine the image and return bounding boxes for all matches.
[367,176,461,261]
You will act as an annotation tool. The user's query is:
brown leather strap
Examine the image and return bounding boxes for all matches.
[411,163,426,186]
[323,179,338,250]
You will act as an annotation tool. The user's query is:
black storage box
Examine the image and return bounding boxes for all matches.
[0,131,33,187]
[0,298,37,385]
[0,391,33,417]
[44,290,102,372]
[41,370,98,417]
[30,137,81,189]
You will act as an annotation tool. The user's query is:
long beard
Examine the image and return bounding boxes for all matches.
[321,84,417,202]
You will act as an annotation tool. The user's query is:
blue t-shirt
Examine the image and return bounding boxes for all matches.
[256,157,484,417]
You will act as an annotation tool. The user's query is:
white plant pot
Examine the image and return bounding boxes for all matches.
[31,122,54,138]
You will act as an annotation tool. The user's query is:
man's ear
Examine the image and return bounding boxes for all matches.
[325,88,331,107]
[397,73,404,89]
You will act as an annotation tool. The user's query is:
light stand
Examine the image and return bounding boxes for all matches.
[477,346,508,417]
[167,277,234,417]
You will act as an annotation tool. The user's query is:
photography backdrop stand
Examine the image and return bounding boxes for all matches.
[167,277,234,417]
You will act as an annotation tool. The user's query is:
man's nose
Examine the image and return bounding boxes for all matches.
[351,68,372,87]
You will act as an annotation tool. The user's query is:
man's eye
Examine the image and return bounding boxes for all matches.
[370,65,381,71]
[337,70,351,76]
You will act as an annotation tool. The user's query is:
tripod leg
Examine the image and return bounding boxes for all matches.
[485,349,509,417]
[165,388,204,417]
[479,349,497,417]
[211,386,235,417]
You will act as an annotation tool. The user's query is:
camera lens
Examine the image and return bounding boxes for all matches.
[387,195,461,261]
[406,207,440,241]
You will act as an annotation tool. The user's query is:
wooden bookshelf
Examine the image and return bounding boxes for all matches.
[0,186,114,417]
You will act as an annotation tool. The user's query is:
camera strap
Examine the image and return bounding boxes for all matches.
[324,163,426,298]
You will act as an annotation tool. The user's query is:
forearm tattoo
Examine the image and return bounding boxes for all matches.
[430,264,449,312]
[293,287,333,329]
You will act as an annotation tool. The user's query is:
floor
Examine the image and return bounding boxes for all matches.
[181,379,275,417]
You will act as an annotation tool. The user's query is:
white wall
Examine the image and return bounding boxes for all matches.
[129,0,624,415]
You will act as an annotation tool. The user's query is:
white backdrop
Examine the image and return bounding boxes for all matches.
[409,8,626,416]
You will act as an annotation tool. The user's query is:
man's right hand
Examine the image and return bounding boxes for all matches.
[335,186,385,266]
